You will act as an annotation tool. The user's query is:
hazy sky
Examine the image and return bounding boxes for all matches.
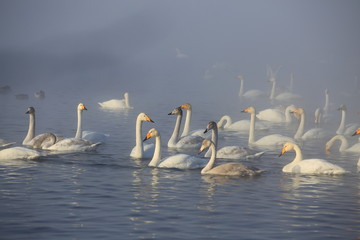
[0,0,359,103]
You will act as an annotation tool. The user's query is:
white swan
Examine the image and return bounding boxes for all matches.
[293,108,328,140]
[279,142,347,174]
[335,104,360,135]
[268,73,301,102]
[179,103,208,137]
[242,106,295,148]
[204,121,265,159]
[130,113,155,158]
[167,107,203,149]
[217,115,270,132]
[256,105,296,123]
[22,107,59,146]
[237,75,265,99]
[325,135,360,153]
[314,108,322,124]
[199,139,264,176]
[143,128,207,169]
[98,92,133,110]
[0,147,44,160]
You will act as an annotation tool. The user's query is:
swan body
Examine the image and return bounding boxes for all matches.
[82,131,109,143]
[242,106,295,148]
[256,105,296,123]
[335,104,360,135]
[199,139,264,176]
[0,147,44,160]
[144,128,207,169]
[167,107,203,149]
[325,135,360,153]
[217,115,270,132]
[204,121,265,159]
[98,92,133,110]
[130,113,155,158]
[293,108,327,140]
[279,142,346,174]
[237,75,265,99]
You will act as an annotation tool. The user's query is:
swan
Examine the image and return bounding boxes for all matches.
[179,103,208,137]
[242,106,295,148]
[0,139,16,148]
[325,135,360,153]
[256,105,296,123]
[199,139,264,176]
[143,128,207,169]
[204,121,265,159]
[268,74,301,102]
[292,108,328,140]
[279,142,347,174]
[22,107,59,146]
[335,104,360,135]
[217,115,270,132]
[130,113,155,158]
[98,92,133,110]
[237,75,265,99]
[167,107,203,149]
[0,147,44,160]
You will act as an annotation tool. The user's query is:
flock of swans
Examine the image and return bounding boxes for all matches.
[1,79,360,177]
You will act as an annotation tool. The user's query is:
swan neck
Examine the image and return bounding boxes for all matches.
[292,145,303,163]
[248,111,256,144]
[328,135,349,151]
[125,94,130,107]
[201,143,216,174]
[135,117,144,156]
[181,109,192,137]
[239,79,244,97]
[324,91,329,113]
[148,135,161,167]
[75,109,82,138]
[294,111,305,139]
[336,109,346,134]
[168,114,182,146]
[23,112,35,144]
[270,80,276,100]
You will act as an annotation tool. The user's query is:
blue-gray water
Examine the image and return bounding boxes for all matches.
[0,89,359,240]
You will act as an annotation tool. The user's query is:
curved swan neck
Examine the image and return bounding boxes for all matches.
[23,112,35,144]
[75,108,82,139]
[294,111,305,139]
[134,116,144,156]
[148,134,161,167]
[217,115,232,128]
[248,111,256,144]
[181,108,192,137]
[291,144,303,163]
[327,135,349,151]
[201,142,216,174]
[336,109,346,134]
[168,113,182,146]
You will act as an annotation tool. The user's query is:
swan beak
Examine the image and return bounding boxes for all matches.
[146,116,154,123]
[204,128,209,134]
[143,133,151,142]
[278,148,286,157]
[241,108,249,113]
[352,129,360,136]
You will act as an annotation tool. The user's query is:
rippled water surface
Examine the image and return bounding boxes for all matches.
[0,91,359,240]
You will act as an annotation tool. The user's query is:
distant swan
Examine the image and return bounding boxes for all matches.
[268,73,301,102]
[256,105,296,123]
[167,107,203,149]
[293,108,327,140]
[144,128,207,169]
[242,106,294,148]
[130,113,155,158]
[0,147,44,160]
[279,142,347,174]
[204,121,264,159]
[325,135,360,153]
[335,104,360,135]
[98,92,133,110]
[217,115,270,132]
[199,139,264,176]
[237,75,265,99]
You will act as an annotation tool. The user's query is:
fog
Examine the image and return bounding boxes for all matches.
[1,0,359,114]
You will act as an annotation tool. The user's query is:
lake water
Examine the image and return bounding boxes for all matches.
[0,88,359,240]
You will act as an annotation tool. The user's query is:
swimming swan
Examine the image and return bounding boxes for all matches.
[98,92,133,110]
[237,75,266,99]
[335,104,360,135]
[143,128,207,169]
[0,147,44,160]
[167,107,203,149]
[293,108,327,140]
[199,139,264,176]
[130,113,155,158]
[242,106,294,148]
[217,115,270,132]
[256,105,296,123]
[279,142,346,174]
[325,135,360,153]
[204,121,265,159]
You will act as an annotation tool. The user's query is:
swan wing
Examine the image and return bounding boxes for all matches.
[256,134,294,146]
[47,138,101,152]
[98,99,126,109]
[82,131,109,143]
[302,128,327,140]
[286,159,346,175]
[158,154,207,169]
[256,109,285,122]
[207,162,263,176]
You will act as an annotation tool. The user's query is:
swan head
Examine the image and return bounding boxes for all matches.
[279,142,296,157]
[199,139,213,153]
[337,104,346,111]
[291,108,304,115]
[241,106,255,114]
[236,75,244,81]
[78,103,87,111]
[143,128,159,142]
[267,77,276,83]
[204,121,217,133]
[138,113,154,123]
[124,92,129,98]
[26,107,35,114]
[352,128,360,136]
[168,107,182,116]
[180,103,192,111]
